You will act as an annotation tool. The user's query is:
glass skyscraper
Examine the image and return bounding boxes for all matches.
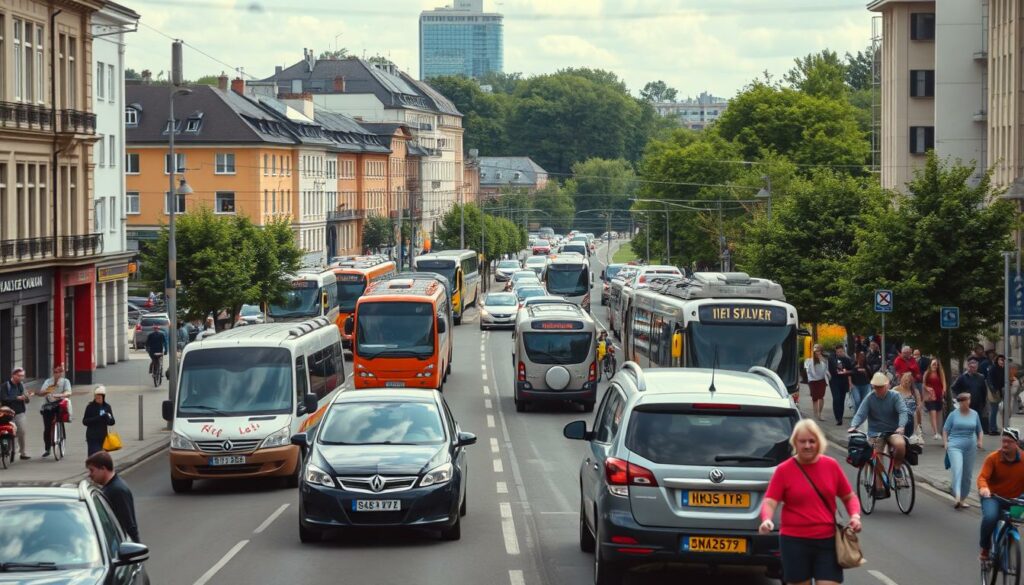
[419,0,503,80]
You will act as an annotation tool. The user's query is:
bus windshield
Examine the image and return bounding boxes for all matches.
[357,301,435,359]
[178,347,293,416]
[269,284,320,318]
[337,278,367,312]
[547,265,589,296]
[687,323,798,389]
[416,260,457,285]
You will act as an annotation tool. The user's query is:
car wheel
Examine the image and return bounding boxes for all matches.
[594,524,623,585]
[581,401,595,413]
[299,521,322,543]
[460,482,468,517]
[440,515,462,541]
[515,397,527,413]
[284,457,301,489]
[170,478,193,494]
[579,498,595,553]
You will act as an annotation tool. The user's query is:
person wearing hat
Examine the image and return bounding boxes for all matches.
[82,386,115,456]
[849,371,910,497]
[979,428,1024,560]
[943,391,984,509]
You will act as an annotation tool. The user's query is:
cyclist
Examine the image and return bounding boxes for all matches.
[978,427,1024,561]
[597,330,608,365]
[145,325,167,379]
[848,371,909,497]
[36,365,71,458]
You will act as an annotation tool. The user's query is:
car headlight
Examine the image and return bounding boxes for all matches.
[480,309,490,318]
[304,463,335,488]
[170,432,196,451]
[420,462,454,487]
[259,427,291,449]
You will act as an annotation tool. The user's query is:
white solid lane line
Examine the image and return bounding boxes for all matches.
[500,502,521,555]
[253,503,290,534]
[508,569,526,585]
[868,570,900,585]
[192,540,249,585]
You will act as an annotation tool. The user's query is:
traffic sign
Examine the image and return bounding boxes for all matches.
[1012,271,1024,336]
[874,290,893,313]
[940,307,959,329]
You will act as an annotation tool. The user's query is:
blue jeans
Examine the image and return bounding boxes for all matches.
[982,497,1011,549]
[989,403,1001,434]
[850,384,870,411]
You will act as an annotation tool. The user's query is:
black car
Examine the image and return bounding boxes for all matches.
[293,388,476,543]
[0,481,150,584]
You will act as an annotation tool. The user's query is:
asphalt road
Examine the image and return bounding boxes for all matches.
[125,240,982,585]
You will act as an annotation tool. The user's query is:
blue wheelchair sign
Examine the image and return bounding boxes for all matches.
[940,307,959,329]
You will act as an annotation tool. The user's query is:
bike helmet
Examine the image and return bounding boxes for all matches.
[1002,427,1021,443]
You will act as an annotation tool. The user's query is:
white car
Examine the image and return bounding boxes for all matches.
[495,260,523,282]
[237,304,265,325]
[524,256,549,278]
[479,292,519,330]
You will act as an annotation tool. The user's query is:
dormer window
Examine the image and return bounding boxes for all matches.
[513,172,521,180]
[125,107,138,126]
[163,120,181,134]
[185,118,201,132]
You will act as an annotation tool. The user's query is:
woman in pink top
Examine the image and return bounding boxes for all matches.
[759,419,862,585]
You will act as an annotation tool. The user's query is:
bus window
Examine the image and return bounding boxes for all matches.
[296,356,309,406]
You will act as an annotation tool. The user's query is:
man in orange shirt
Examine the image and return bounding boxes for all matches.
[978,427,1024,559]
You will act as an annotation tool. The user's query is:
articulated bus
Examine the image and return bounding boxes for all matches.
[543,255,593,312]
[267,269,339,323]
[331,257,397,348]
[413,250,480,324]
[623,272,801,393]
[346,278,453,391]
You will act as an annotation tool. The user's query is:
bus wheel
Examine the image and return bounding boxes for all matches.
[454,313,462,326]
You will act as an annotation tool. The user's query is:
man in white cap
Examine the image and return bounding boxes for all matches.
[849,371,910,497]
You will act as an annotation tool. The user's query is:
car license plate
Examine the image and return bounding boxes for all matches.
[684,536,748,554]
[208,456,246,466]
[352,500,401,512]
[385,381,404,388]
[682,491,750,508]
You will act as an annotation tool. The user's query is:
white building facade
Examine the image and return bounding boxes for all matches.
[654,92,729,131]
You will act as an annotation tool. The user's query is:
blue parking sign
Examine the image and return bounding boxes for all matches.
[940,307,959,329]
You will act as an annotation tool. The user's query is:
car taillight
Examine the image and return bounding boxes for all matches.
[604,457,658,489]
[135,323,142,331]
[638,275,646,284]
[517,361,526,382]
[588,361,597,382]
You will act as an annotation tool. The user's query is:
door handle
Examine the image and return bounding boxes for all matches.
[592,463,600,471]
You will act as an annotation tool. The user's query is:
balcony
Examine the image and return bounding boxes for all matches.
[57,109,97,135]
[0,101,52,132]
[0,237,57,264]
[327,207,366,221]
[59,233,103,258]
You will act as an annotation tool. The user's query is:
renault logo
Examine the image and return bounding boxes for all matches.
[222,440,233,452]
[369,475,386,493]
[709,468,725,484]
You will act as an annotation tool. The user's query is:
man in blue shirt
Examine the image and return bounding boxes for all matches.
[145,326,167,378]
[849,371,910,496]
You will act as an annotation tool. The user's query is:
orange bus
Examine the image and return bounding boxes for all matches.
[331,257,397,348]
[345,278,453,391]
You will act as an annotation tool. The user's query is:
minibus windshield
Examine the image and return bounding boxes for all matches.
[178,347,293,416]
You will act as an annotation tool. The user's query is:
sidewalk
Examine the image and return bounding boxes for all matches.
[798,383,1022,506]
[0,349,171,485]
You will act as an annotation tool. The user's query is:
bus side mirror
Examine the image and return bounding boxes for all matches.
[671,332,683,359]
[344,316,354,335]
[437,319,447,334]
[797,327,812,337]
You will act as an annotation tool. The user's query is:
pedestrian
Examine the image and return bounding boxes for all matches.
[894,372,923,439]
[1012,363,1023,415]
[943,392,983,509]
[850,351,872,412]
[914,349,930,383]
[804,344,830,422]
[893,345,921,387]
[758,419,862,585]
[82,386,115,456]
[987,355,1007,436]
[85,450,140,542]
[952,358,990,434]
[195,316,216,341]
[177,321,190,350]
[978,428,1024,561]
[36,364,72,458]
[912,349,928,431]
[923,358,947,440]
[828,345,853,426]
[866,341,883,377]
[0,367,30,460]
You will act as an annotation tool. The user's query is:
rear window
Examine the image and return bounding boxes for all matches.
[140,316,169,326]
[625,409,796,467]
[522,332,592,364]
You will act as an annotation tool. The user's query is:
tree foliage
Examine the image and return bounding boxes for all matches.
[784,49,847,100]
[433,203,525,260]
[362,214,393,252]
[319,48,348,60]
[845,48,876,92]
[425,75,510,156]
[568,158,635,231]
[640,80,678,102]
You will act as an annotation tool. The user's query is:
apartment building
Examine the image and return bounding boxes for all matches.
[478,156,549,198]
[0,1,107,384]
[653,92,729,131]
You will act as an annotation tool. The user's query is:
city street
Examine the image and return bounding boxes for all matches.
[114,241,983,585]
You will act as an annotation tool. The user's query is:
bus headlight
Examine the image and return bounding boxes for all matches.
[259,427,291,449]
[416,364,435,378]
[170,432,196,451]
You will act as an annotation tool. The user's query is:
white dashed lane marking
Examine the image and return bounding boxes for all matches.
[490,437,500,453]
[493,459,504,473]
[496,481,508,494]
[487,414,495,428]
[509,570,525,585]
[192,540,249,585]
[500,502,521,555]
[253,503,289,534]
[485,398,493,409]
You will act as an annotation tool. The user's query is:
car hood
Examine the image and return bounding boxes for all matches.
[3,566,107,585]
[317,444,445,476]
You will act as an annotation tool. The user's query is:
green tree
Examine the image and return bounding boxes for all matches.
[845,47,876,91]
[319,48,348,60]
[532,180,575,232]
[424,75,510,155]
[834,152,1015,372]
[784,49,847,100]
[194,74,221,86]
[640,80,678,102]
[238,216,303,313]
[569,158,635,228]
[477,71,524,94]
[125,68,141,81]
[362,214,393,252]
[368,55,395,68]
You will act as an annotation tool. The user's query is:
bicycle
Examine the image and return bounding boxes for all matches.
[151,353,164,387]
[853,432,915,515]
[602,346,617,380]
[49,415,66,461]
[981,495,1024,585]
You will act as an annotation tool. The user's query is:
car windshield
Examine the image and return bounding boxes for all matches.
[485,293,517,306]
[516,287,546,301]
[688,324,798,390]
[534,240,549,247]
[319,401,445,445]
[357,301,435,359]
[268,285,320,319]
[0,501,102,568]
[522,332,592,364]
[415,260,457,284]
[336,279,367,313]
[140,316,168,327]
[178,347,294,416]
[240,305,261,317]
[547,265,589,296]
[605,266,623,280]
[625,410,797,467]
[498,261,520,269]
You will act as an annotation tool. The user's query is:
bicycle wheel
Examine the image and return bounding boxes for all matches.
[52,423,63,461]
[56,423,66,461]
[1002,533,1022,585]
[0,437,9,470]
[857,462,876,515]
[894,462,915,514]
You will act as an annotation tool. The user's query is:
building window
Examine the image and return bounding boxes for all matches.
[215,152,235,174]
[910,13,936,41]
[108,135,116,168]
[910,70,935,97]
[184,118,201,132]
[68,37,76,108]
[263,154,268,176]
[126,192,140,214]
[98,134,105,167]
[34,25,42,103]
[271,155,277,176]
[96,61,105,100]
[125,153,140,174]
[125,108,138,126]
[909,126,935,154]
[109,195,117,231]
[164,191,186,214]
[13,19,21,101]
[95,198,105,231]
[215,192,235,214]
[107,63,114,102]
[164,153,185,174]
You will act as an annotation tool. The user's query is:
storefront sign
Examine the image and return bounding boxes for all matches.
[97,264,130,283]
[0,275,45,294]
[64,267,95,285]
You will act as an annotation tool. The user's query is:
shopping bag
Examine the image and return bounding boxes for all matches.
[103,431,123,452]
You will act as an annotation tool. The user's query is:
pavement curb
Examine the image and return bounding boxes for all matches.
[0,440,169,487]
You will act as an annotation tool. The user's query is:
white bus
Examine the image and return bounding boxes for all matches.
[413,250,481,324]
[267,269,339,324]
[543,255,593,312]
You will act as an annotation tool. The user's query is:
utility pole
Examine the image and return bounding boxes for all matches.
[664,203,670,266]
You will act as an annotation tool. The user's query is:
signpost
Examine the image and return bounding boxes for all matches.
[1011,270,1024,336]
[940,307,959,329]
[875,290,893,371]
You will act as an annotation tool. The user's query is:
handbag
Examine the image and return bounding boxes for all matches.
[103,431,122,452]
[795,460,866,569]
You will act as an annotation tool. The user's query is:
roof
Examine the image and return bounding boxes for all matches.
[549,255,588,266]
[184,318,336,347]
[313,109,391,153]
[479,157,548,186]
[365,278,442,297]
[333,388,439,403]
[525,303,587,319]
[636,369,792,406]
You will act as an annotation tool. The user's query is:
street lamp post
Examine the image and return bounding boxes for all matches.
[166,86,192,429]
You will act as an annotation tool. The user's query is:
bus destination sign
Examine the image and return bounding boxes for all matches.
[291,280,319,289]
[336,274,363,282]
[532,321,584,330]
[698,304,787,325]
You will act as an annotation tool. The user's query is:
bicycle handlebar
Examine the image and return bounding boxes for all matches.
[992,495,1024,507]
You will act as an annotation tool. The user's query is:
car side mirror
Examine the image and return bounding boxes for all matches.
[437,319,447,334]
[600,270,605,280]
[344,316,354,335]
[291,433,309,449]
[161,400,173,422]
[302,393,318,415]
[114,542,150,566]
[457,431,477,447]
[563,420,593,441]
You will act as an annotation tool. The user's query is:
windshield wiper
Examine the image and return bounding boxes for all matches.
[0,562,58,571]
[180,405,229,416]
[714,455,776,463]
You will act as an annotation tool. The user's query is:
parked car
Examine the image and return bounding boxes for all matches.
[237,304,265,325]
[132,313,170,350]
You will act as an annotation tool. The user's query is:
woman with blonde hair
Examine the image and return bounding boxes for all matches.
[922,358,947,440]
[894,372,923,438]
[804,345,830,422]
[760,419,862,585]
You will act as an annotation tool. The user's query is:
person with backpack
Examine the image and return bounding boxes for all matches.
[944,391,983,509]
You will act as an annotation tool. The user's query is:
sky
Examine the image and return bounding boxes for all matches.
[124,0,874,100]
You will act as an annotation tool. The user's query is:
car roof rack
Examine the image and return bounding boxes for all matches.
[747,366,790,399]
[287,317,331,339]
[650,272,786,302]
[620,361,646,392]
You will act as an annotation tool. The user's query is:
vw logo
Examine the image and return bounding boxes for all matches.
[221,440,233,452]
[709,468,725,484]
[369,475,386,493]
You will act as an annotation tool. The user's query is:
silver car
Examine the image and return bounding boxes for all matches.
[479,292,519,330]
[495,260,523,282]
[563,364,798,582]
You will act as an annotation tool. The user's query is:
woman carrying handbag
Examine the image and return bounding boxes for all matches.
[760,419,864,585]
[82,386,115,455]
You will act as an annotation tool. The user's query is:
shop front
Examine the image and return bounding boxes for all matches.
[95,262,130,367]
[55,266,96,385]
[0,271,53,381]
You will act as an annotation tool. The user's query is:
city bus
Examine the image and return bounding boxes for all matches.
[331,257,397,348]
[267,269,339,324]
[345,278,453,391]
[543,254,593,312]
[413,249,480,325]
[623,272,801,393]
